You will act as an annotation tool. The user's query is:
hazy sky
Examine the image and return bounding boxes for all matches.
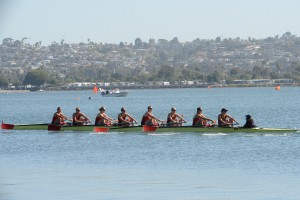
[0,0,299,44]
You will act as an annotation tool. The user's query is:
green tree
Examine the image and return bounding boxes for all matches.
[149,38,155,46]
[252,66,270,79]
[170,37,180,45]
[0,76,9,87]
[215,36,221,43]
[134,38,143,48]
[207,71,221,83]
[159,51,168,64]
[229,67,240,77]
[157,65,175,80]
[119,42,125,48]
[23,69,49,86]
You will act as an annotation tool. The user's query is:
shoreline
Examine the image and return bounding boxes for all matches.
[0,84,299,92]
[0,90,30,93]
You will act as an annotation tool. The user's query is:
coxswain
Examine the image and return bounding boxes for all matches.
[141,106,164,126]
[192,107,215,127]
[166,107,186,126]
[51,107,72,125]
[243,114,257,128]
[95,107,115,126]
[72,107,91,125]
[218,108,239,127]
[117,107,138,127]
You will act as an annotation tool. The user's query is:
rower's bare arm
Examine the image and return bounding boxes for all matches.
[233,118,239,124]
[228,115,239,124]
[168,115,175,122]
[218,116,226,124]
[150,114,159,121]
[177,114,187,122]
[128,114,138,123]
[83,114,92,122]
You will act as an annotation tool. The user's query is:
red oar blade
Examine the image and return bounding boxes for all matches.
[94,127,109,133]
[1,122,15,129]
[48,124,61,131]
[142,125,158,132]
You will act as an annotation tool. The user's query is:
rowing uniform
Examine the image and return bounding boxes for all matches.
[95,113,110,126]
[243,119,256,128]
[218,114,233,126]
[167,113,177,123]
[141,112,151,125]
[193,114,206,126]
[73,112,85,125]
[118,113,128,124]
[52,112,65,125]
[192,115,201,126]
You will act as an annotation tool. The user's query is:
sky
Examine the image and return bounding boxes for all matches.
[0,0,300,45]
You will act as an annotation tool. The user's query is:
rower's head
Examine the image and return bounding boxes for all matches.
[121,107,126,113]
[197,107,202,113]
[57,107,61,112]
[99,107,106,112]
[147,106,153,111]
[245,114,251,120]
[76,107,80,112]
[171,107,176,112]
[221,108,228,113]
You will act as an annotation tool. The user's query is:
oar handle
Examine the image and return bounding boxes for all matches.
[166,121,187,125]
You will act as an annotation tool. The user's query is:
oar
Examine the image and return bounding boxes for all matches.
[48,124,61,131]
[1,121,15,129]
[142,125,158,132]
[218,123,239,127]
[93,127,109,133]
[228,123,239,126]
[165,121,187,126]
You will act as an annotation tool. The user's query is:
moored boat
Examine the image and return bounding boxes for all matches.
[100,88,128,97]
[1,122,297,133]
[101,92,128,97]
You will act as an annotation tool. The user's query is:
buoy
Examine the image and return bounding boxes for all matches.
[275,85,281,90]
[76,97,80,100]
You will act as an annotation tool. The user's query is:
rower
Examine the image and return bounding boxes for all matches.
[243,114,257,128]
[192,107,215,127]
[95,107,115,126]
[141,106,164,126]
[51,107,72,125]
[117,107,138,127]
[72,107,91,125]
[166,107,186,126]
[218,108,239,127]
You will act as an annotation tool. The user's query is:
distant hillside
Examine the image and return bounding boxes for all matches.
[0,32,300,87]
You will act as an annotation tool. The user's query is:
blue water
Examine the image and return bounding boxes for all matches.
[1,87,300,200]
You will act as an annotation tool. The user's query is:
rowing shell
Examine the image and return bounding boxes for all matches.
[1,123,297,133]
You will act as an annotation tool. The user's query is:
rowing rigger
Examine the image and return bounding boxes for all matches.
[1,122,297,133]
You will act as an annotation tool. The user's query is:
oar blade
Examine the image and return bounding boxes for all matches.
[94,127,109,133]
[1,122,15,129]
[48,124,61,131]
[142,125,158,132]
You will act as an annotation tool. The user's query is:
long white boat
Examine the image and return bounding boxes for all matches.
[100,88,128,97]
[101,91,128,97]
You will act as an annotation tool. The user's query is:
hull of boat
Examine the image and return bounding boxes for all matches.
[101,92,128,97]
[3,124,297,133]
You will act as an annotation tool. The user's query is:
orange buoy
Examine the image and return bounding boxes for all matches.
[275,85,281,90]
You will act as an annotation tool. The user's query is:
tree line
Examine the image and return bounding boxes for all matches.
[1,63,299,88]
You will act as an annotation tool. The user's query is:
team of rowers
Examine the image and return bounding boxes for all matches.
[51,106,256,128]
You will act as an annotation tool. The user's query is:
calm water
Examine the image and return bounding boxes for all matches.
[1,87,300,200]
